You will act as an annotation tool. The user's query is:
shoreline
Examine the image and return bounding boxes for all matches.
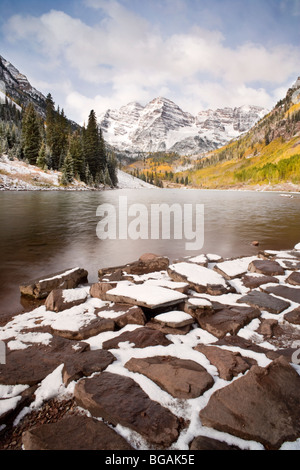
[0,247,300,451]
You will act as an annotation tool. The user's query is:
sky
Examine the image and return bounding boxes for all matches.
[0,0,299,124]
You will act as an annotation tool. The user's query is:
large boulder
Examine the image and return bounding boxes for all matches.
[20,268,88,300]
[22,415,133,450]
[248,259,285,276]
[125,356,214,399]
[74,372,180,447]
[200,357,300,450]
[62,349,116,386]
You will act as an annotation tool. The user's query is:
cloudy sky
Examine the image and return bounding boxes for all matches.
[1,0,299,124]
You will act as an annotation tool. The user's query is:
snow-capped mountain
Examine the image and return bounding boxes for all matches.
[99,97,268,156]
[0,54,47,115]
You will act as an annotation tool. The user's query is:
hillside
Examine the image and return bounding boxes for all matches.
[183,78,300,191]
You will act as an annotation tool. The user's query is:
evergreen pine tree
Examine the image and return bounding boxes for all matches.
[61,151,74,185]
[68,131,85,180]
[22,103,41,165]
[107,152,118,187]
[36,141,47,169]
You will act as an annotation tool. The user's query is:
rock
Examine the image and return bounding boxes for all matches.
[152,311,194,328]
[199,357,300,450]
[262,285,300,304]
[20,268,88,300]
[189,436,240,450]
[22,415,133,450]
[214,257,256,280]
[168,262,230,295]
[74,372,180,447]
[195,344,256,381]
[197,305,261,339]
[184,297,214,322]
[62,350,116,386]
[145,321,192,336]
[95,303,146,328]
[0,337,88,386]
[0,385,37,427]
[237,290,290,314]
[251,241,260,247]
[45,288,88,313]
[257,319,278,338]
[98,253,169,280]
[248,259,285,276]
[104,284,187,310]
[102,327,172,350]
[90,282,117,301]
[125,356,214,399]
[241,274,279,289]
[286,271,300,286]
[51,317,115,341]
[284,307,300,325]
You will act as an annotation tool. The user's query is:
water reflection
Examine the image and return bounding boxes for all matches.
[0,189,300,317]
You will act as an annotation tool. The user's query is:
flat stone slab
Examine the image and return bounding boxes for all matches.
[262,285,300,304]
[197,305,261,339]
[214,257,256,280]
[189,436,240,451]
[20,268,88,299]
[102,327,172,350]
[74,372,180,447]
[284,307,300,325]
[51,317,115,341]
[125,356,214,399]
[0,337,88,386]
[195,344,256,381]
[62,349,116,386]
[22,415,133,450]
[105,284,187,309]
[200,357,300,450]
[241,274,279,290]
[286,271,300,286]
[237,290,290,314]
[168,262,229,295]
[95,304,146,328]
[98,253,169,279]
[248,259,285,276]
[152,311,194,328]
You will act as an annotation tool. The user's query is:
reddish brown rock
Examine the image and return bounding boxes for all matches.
[89,282,117,301]
[102,327,172,350]
[189,436,240,450]
[195,344,256,381]
[98,253,169,280]
[125,356,214,399]
[284,307,300,325]
[96,303,146,328]
[248,259,285,276]
[74,372,180,447]
[197,305,261,339]
[45,288,87,313]
[262,285,300,304]
[200,357,300,450]
[20,268,88,300]
[0,337,88,386]
[22,415,133,450]
[286,271,300,286]
[237,290,290,314]
[51,317,115,341]
[62,349,116,386]
[241,274,279,289]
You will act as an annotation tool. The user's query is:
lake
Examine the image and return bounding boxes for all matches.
[1,188,300,318]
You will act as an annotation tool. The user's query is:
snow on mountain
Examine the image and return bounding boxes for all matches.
[99,97,268,157]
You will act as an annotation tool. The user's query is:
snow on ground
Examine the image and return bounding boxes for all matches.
[117,169,154,189]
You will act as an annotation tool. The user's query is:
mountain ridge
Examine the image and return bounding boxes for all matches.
[99,96,268,157]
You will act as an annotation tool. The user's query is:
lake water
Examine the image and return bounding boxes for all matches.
[1,188,300,318]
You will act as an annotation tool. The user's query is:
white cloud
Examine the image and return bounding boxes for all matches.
[3,1,300,122]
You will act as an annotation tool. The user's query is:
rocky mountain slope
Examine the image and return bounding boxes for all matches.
[0,55,47,116]
[99,97,268,157]
[184,77,300,190]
